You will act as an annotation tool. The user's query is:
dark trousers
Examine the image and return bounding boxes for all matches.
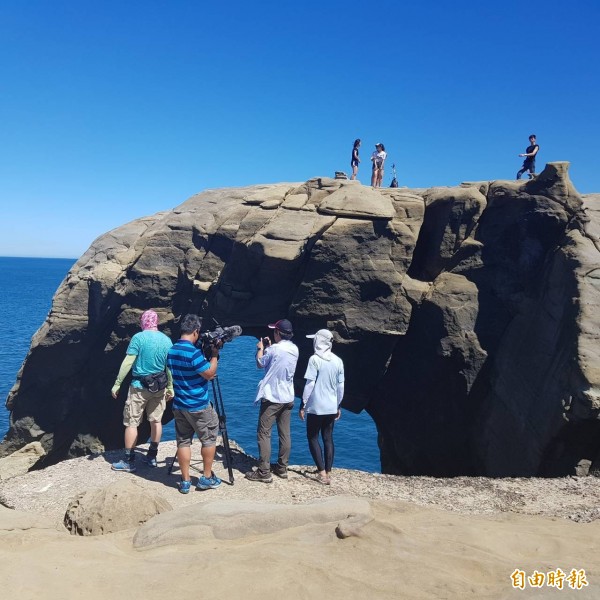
[257,400,293,473]
[306,413,336,472]
[517,161,535,179]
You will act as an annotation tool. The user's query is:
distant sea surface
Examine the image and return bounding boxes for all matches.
[0,257,380,472]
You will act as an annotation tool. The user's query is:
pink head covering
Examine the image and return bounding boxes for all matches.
[140,310,159,331]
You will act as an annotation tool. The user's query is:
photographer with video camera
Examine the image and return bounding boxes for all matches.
[167,314,222,494]
[246,318,299,483]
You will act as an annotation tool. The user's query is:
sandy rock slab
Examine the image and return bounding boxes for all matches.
[133,496,372,548]
[0,505,56,532]
[64,478,172,535]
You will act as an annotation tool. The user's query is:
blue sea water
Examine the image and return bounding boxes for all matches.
[0,257,380,472]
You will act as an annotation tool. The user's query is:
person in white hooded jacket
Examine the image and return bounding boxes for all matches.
[299,329,345,485]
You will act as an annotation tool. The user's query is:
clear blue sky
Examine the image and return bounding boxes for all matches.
[1,0,598,258]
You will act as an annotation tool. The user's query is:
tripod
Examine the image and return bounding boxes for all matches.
[212,375,235,484]
[167,375,235,484]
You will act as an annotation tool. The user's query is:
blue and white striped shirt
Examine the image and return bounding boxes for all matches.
[167,340,210,411]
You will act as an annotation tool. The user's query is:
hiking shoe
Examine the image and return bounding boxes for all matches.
[270,464,288,479]
[111,459,137,473]
[146,455,158,468]
[197,472,222,490]
[178,479,191,494]
[245,469,273,483]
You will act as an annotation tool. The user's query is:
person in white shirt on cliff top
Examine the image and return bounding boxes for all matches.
[246,319,299,483]
[371,142,387,187]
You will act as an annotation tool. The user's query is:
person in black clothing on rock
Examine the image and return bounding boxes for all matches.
[517,134,539,179]
[350,139,361,180]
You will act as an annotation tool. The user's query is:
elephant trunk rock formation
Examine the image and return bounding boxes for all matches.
[3,163,600,477]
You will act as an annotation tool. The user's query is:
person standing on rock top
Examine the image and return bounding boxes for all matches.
[350,138,361,180]
[246,318,299,483]
[371,142,387,187]
[111,309,174,473]
[299,329,344,485]
[167,314,222,494]
[517,134,539,180]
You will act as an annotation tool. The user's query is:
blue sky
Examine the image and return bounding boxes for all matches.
[1,0,598,258]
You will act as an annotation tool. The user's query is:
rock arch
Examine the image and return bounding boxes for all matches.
[3,165,600,477]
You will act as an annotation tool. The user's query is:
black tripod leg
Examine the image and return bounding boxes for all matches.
[168,453,178,476]
[212,376,235,484]
[223,430,235,484]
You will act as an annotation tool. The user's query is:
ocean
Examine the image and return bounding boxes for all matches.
[0,257,380,472]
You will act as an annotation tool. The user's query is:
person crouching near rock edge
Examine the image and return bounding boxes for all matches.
[167,314,222,494]
[246,319,299,483]
[299,329,344,485]
[111,309,174,473]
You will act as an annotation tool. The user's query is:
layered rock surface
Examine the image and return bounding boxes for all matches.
[2,165,599,476]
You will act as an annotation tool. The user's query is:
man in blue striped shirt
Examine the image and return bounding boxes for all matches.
[167,314,221,494]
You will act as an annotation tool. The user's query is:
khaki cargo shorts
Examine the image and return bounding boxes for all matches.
[123,386,167,427]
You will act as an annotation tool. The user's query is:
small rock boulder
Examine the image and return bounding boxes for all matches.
[0,442,46,481]
[64,479,172,536]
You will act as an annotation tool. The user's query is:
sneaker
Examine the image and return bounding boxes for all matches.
[197,472,222,490]
[111,459,137,473]
[146,455,158,468]
[245,469,273,483]
[178,479,191,494]
[270,464,288,479]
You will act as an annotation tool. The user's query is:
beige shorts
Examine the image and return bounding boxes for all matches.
[123,386,167,427]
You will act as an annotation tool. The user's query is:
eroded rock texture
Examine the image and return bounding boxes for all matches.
[2,164,599,477]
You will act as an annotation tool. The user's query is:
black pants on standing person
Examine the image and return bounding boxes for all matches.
[517,159,535,179]
[306,413,336,472]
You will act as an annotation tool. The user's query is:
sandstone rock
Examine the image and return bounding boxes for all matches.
[409,185,486,280]
[0,442,45,481]
[319,183,396,219]
[0,505,56,532]
[132,496,373,548]
[2,164,598,478]
[63,479,172,536]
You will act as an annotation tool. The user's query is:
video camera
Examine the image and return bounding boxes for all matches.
[197,324,242,357]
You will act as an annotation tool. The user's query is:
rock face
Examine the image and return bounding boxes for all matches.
[63,479,172,535]
[2,163,600,477]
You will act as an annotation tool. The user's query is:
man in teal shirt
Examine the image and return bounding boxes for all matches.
[111,309,173,472]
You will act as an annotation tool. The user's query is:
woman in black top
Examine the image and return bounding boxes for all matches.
[350,139,361,180]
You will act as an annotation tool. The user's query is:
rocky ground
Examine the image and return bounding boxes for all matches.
[2,440,600,599]
[2,439,600,528]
